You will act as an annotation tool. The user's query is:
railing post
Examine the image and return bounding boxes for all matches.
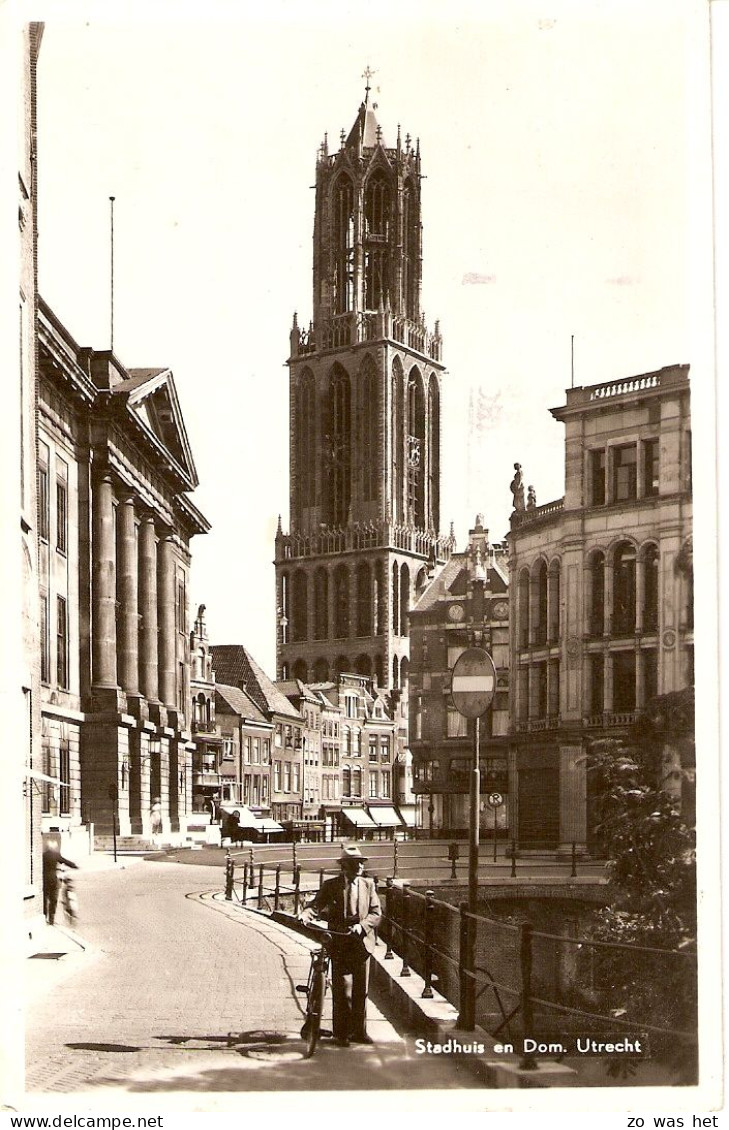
[457,901,469,1026]
[450,841,458,879]
[519,921,537,1070]
[257,864,264,909]
[293,839,297,871]
[399,884,411,977]
[384,877,394,959]
[242,860,249,904]
[393,839,399,879]
[511,839,517,879]
[571,840,577,879]
[422,889,435,999]
[274,863,281,911]
[318,868,324,890]
[224,852,234,901]
[293,864,301,915]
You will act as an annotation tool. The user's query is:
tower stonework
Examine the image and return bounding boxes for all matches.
[275,89,453,700]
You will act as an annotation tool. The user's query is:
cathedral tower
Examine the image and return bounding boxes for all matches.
[275,83,453,699]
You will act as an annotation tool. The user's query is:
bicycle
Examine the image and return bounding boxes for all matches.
[58,865,78,927]
[295,924,354,1058]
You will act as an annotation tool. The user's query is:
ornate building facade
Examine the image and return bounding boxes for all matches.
[274,86,454,733]
[408,518,511,836]
[37,300,210,842]
[508,364,693,854]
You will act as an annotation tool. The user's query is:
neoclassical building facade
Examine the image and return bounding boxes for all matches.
[274,85,454,742]
[508,364,692,853]
[38,300,209,841]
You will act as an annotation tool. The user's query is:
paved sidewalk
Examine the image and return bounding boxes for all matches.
[21,859,479,1101]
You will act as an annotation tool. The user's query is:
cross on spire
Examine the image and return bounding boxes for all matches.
[362,65,375,102]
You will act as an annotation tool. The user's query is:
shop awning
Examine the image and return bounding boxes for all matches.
[340,807,377,828]
[397,806,417,827]
[367,806,403,827]
[258,819,284,834]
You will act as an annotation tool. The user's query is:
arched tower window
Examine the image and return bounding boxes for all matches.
[313,658,330,683]
[296,370,316,518]
[324,365,351,526]
[374,654,384,687]
[391,562,400,635]
[402,179,419,319]
[407,370,425,528]
[364,170,391,311]
[357,561,372,637]
[334,564,350,639]
[355,654,372,677]
[314,567,328,640]
[292,659,308,683]
[332,175,354,315]
[392,654,400,690]
[373,561,385,636]
[392,359,404,524]
[399,562,410,637]
[428,374,440,531]
[613,542,637,636]
[360,357,377,503]
[291,570,308,643]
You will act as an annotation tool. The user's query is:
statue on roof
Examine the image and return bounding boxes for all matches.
[510,463,525,512]
[527,485,537,510]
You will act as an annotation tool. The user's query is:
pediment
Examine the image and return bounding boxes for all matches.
[117,368,198,486]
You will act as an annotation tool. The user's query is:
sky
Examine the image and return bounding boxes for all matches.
[32,0,714,675]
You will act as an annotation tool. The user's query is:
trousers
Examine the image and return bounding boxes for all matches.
[330,951,370,1039]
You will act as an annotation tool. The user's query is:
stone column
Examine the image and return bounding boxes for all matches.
[157,533,177,709]
[138,514,159,703]
[635,556,645,634]
[91,470,118,689]
[116,493,139,696]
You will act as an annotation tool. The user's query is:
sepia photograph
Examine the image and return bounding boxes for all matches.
[2,0,723,1116]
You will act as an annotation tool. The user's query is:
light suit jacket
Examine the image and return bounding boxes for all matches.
[308,873,382,957]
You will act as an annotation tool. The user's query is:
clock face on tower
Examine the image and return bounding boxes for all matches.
[448,604,465,622]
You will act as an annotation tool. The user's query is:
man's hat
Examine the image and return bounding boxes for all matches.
[338,844,368,864]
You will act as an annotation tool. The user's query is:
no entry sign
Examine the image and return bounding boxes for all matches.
[451,647,496,719]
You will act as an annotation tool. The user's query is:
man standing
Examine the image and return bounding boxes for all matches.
[42,839,78,925]
[300,845,382,1047]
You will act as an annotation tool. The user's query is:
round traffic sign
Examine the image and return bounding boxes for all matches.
[487,792,503,808]
[451,647,496,719]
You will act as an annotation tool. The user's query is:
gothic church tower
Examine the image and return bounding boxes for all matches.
[275,82,453,700]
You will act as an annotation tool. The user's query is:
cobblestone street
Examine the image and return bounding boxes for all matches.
[23,858,479,1100]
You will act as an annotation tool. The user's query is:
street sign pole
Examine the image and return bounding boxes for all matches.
[451,647,496,1032]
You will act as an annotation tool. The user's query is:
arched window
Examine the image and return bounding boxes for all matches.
[400,656,409,689]
[324,365,351,526]
[314,568,328,640]
[364,170,391,310]
[313,658,330,683]
[334,565,350,639]
[399,562,410,637]
[374,654,384,687]
[428,375,440,530]
[392,360,404,523]
[359,357,377,503]
[355,654,372,677]
[392,654,399,690]
[332,175,354,314]
[548,560,561,643]
[613,543,637,636]
[296,370,316,517]
[292,659,308,682]
[334,654,349,679]
[402,179,419,319]
[643,544,659,633]
[291,571,308,643]
[374,561,385,636]
[588,550,605,637]
[518,568,530,648]
[534,560,548,647]
[357,561,372,636]
[391,562,399,635]
[280,571,289,644]
[407,370,425,528]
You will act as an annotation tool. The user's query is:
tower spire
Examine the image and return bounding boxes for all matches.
[362,64,375,104]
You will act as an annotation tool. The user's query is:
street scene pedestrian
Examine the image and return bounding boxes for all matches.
[299,845,382,1046]
[42,840,79,926]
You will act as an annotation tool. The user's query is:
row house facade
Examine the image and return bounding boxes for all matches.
[408,518,511,837]
[508,364,692,854]
[211,645,304,822]
[37,299,210,841]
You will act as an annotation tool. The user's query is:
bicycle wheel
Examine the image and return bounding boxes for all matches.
[303,968,326,1059]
